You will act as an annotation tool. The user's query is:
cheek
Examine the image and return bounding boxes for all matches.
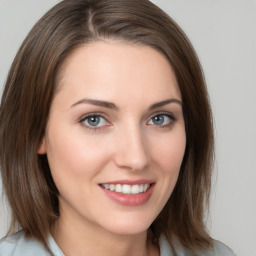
[45,127,113,187]
[151,130,186,175]
[147,130,186,214]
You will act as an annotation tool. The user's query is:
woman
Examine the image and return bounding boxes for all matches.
[0,0,236,255]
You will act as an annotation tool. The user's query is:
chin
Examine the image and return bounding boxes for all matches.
[100,214,154,236]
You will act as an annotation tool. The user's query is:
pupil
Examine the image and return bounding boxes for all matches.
[88,116,100,126]
[153,115,164,125]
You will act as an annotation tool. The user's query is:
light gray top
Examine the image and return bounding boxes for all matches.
[0,231,236,256]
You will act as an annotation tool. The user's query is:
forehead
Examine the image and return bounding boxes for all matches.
[55,41,181,107]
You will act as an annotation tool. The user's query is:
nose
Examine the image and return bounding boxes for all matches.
[113,125,150,172]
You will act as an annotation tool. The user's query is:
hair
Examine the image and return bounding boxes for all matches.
[0,0,214,254]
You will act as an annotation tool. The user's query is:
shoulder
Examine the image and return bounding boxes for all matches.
[159,235,236,256]
[212,240,236,256]
[0,231,50,256]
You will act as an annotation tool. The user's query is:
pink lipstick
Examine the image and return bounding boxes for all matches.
[99,180,155,206]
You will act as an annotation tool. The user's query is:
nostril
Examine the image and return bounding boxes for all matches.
[113,129,150,171]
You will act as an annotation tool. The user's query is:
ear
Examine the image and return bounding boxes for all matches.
[37,137,47,154]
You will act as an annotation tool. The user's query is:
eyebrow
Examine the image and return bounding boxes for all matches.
[70,98,182,110]
[70,98,118,110]
[149,98,182,110]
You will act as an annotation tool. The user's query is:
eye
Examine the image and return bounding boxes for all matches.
[148,113,175,127]
[80,114,109,129]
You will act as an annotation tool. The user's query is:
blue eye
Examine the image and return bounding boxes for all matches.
[148,114,175,126]
[81,115,108,128]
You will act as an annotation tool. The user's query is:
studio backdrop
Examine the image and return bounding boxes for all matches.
[0,1,255,256]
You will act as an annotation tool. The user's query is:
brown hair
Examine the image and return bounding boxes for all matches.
[0,0,214,253]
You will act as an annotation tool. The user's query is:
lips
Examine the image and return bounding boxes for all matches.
[99,180,155,206]
[100,183,150,194]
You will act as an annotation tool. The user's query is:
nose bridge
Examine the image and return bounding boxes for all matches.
[114,121,150,171]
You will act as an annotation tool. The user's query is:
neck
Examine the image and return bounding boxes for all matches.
[51,211,159,256]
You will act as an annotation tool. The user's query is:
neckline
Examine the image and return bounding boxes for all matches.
[47,234,173,256]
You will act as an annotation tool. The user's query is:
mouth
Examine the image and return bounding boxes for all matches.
[99,183,151,195]
[99,180,155,206]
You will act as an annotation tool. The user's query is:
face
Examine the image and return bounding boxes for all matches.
[38,41,186,236]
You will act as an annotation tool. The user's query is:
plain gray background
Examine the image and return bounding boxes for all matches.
[0,1,255,256]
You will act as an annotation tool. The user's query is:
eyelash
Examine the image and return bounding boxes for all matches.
[79,112,176,131]
[147,112,176,128]
[79,113,110,131]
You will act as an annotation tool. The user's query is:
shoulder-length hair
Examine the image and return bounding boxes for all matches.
[0,0,214,253]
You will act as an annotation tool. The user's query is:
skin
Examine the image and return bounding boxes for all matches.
[38,41,186,256]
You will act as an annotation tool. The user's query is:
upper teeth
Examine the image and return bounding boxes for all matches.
[101,184,150,194]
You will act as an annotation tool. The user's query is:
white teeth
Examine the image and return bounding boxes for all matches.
[122,184,131,194]
[104,184,110,190]
[115,184,122,193]
[131,184,139,194]
[101,183,151,194]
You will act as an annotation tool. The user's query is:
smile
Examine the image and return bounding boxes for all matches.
[100,184,150,195]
